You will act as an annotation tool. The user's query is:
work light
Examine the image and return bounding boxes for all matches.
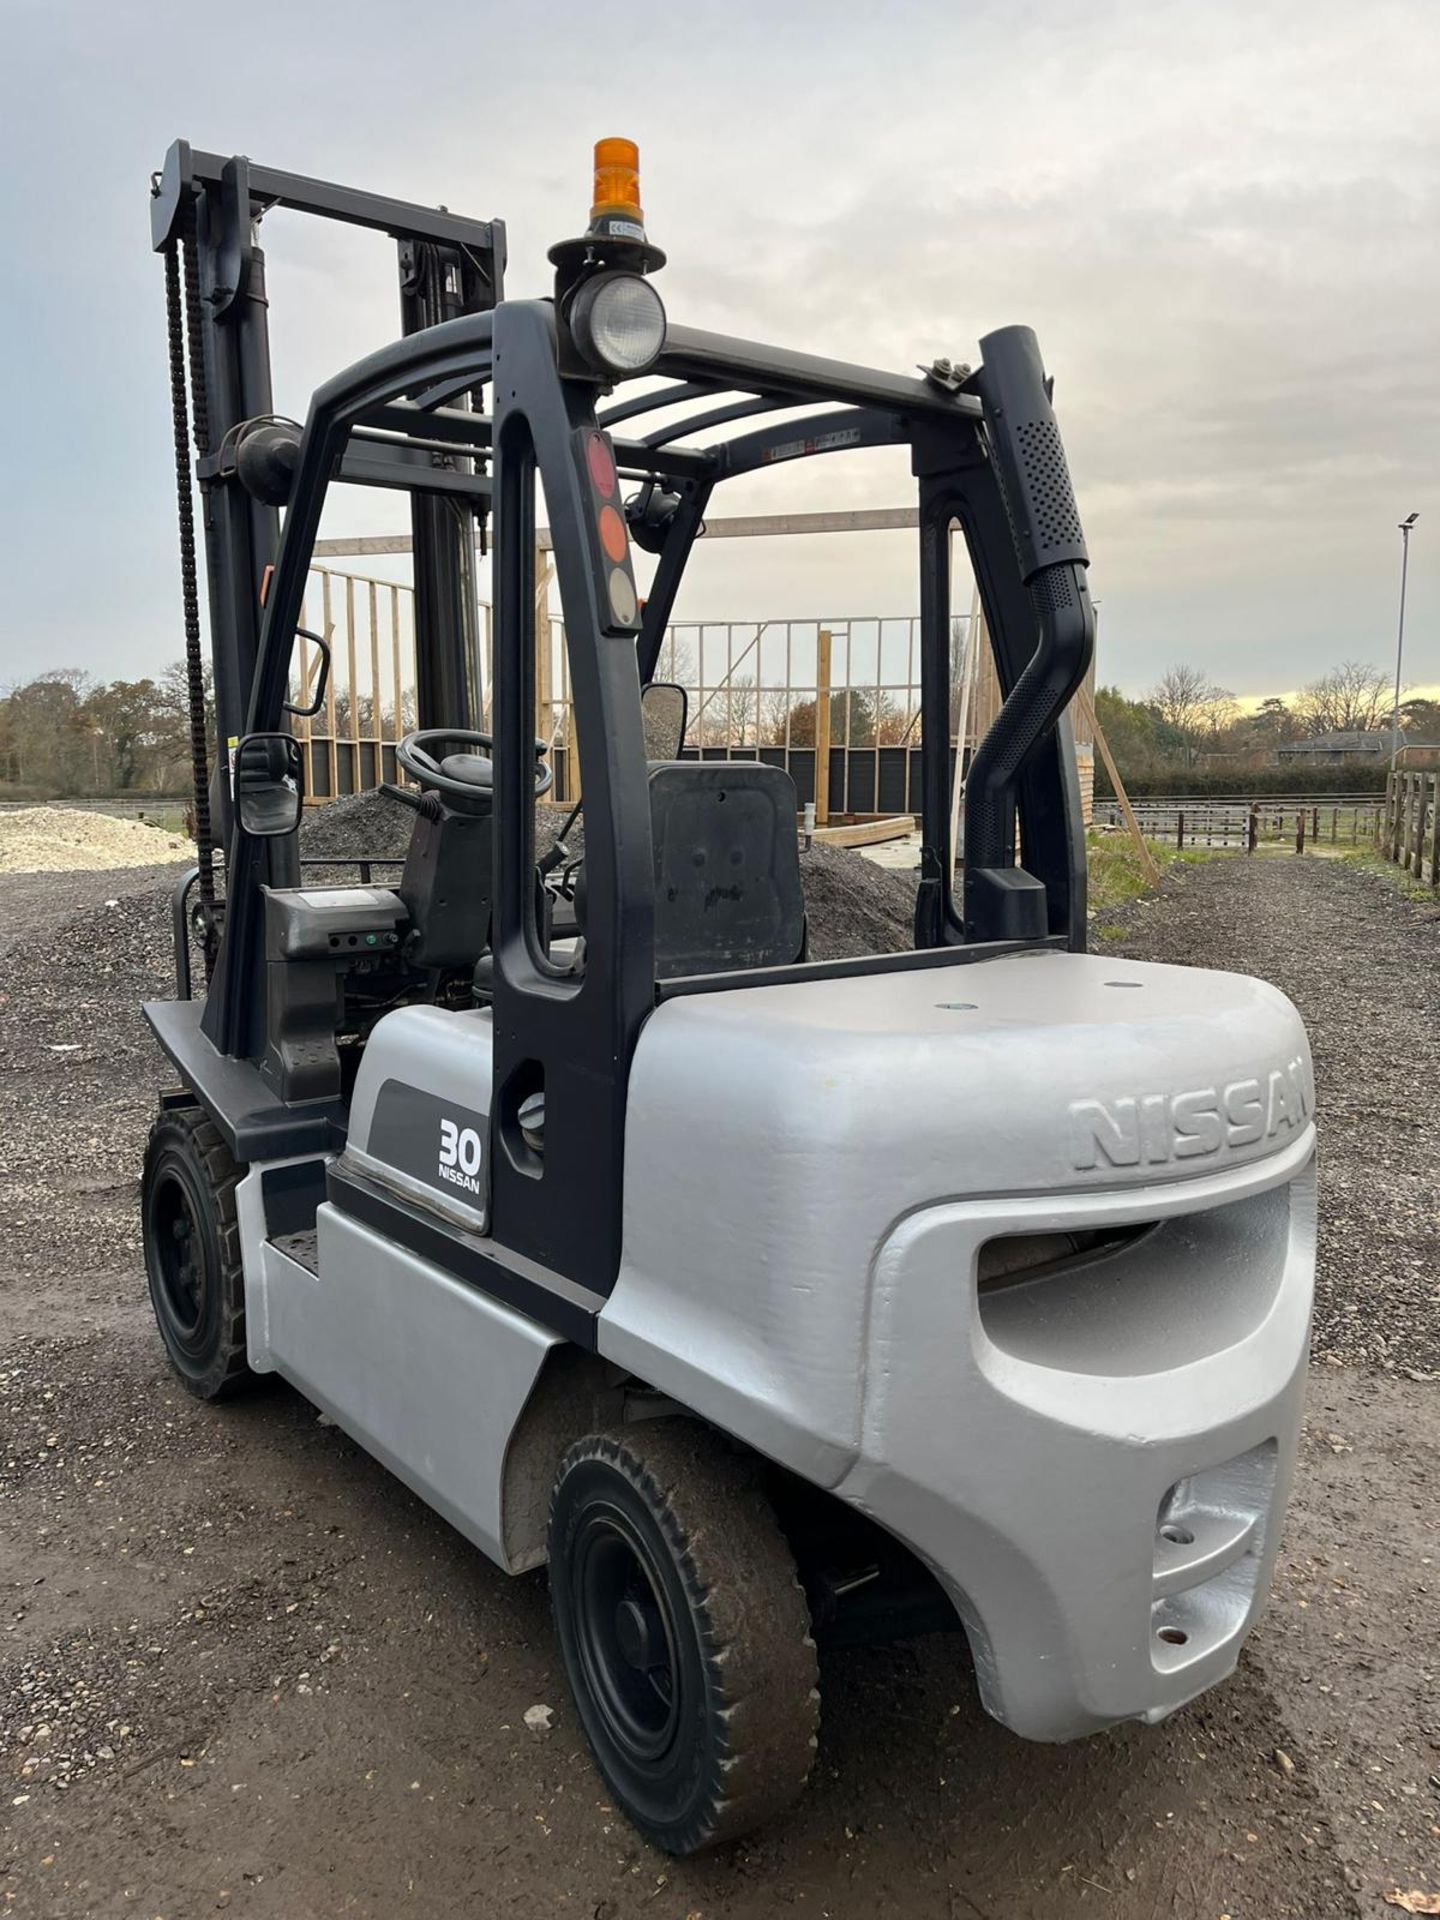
[569,271,667,376]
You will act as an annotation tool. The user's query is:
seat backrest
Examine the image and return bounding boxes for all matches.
[399,804,493,970]
[648,761,806,980]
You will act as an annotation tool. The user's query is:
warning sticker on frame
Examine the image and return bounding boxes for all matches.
[761,426,863,465]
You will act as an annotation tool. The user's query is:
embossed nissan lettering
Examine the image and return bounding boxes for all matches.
[1068,1056,1312,1170]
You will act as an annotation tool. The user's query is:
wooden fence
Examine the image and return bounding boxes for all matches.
[1093,797,1386,854]
[1380,768,1440,885]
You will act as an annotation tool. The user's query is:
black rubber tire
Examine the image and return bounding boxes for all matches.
[141,1107,252,1402]
[548,1422,819,1855]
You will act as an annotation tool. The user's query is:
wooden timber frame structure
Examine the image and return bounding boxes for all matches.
[307,509,1099,826]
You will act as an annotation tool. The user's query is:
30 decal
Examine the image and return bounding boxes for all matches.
[438,1117,483,1194]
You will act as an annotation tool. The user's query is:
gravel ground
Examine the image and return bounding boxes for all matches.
[0,852,1437,1918]
[0,862,191,961]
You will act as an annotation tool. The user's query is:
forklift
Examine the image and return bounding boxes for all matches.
[142,136,1318,1854]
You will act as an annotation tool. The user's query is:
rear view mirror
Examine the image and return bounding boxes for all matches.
[641,681,687,762]
[235,732,304,837]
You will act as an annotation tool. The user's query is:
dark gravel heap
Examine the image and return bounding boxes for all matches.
[299,789,918,960]
[1104,855,1440,1376]
[299,786,415,864]
[797,841,915,960]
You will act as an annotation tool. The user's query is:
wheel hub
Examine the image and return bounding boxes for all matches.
[150,1172,206,1340]
[614,1593,664,1672]
[573,1513,681,1762]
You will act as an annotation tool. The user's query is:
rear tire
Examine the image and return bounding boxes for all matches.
[548,1422,819,1854]
[141,1107,252,1401]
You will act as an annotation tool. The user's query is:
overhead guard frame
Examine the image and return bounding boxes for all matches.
[165,215,1087,1296]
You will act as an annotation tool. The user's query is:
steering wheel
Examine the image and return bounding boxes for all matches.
[396,728,553,802]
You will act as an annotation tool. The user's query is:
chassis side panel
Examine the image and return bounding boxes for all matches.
[238,1176,557,1568]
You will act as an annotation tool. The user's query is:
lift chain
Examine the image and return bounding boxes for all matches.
[162,213,217,981]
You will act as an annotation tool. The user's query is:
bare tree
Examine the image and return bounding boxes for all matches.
[1148,664,1236,767]
[760,685,797,746]
[1294,660,1395,737]
[694,672,760,749]
[1150,664,1232,738]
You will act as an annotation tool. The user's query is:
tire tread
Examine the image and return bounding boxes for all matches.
[551,1421,818,1853]
[142,1105,252,1401]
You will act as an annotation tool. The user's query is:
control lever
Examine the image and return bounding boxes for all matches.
[539,793,585,875]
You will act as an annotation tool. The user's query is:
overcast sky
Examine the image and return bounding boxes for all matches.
[2,0,1436,701]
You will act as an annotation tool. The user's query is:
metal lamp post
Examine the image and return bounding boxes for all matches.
[1392,512,1419,765]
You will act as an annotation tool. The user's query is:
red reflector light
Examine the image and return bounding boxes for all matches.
[586,431,617,498]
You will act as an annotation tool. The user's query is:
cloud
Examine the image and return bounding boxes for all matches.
[1,0,1436,699]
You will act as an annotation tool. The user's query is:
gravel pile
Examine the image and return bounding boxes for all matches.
[300,788,918,959]
[299,786,414,864]
[798,840,915,959]
[0,807,192,875]
[1104,855,1440,1375]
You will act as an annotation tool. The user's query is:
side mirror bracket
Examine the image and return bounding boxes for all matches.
[283,628,332,719]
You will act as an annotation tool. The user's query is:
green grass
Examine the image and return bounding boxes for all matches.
[129,806,190,836]
[1085,831,1220,938]
[1336,846,1437,902]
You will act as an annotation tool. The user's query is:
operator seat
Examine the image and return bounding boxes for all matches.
[398,755,495,970]
[647,761,806,979]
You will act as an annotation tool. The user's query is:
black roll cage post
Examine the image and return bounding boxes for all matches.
[222,294,1092,1290]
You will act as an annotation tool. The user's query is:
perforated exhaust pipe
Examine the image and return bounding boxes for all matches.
[964,326,1095,942]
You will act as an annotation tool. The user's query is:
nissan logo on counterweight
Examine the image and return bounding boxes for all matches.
[438,1117,483,1194]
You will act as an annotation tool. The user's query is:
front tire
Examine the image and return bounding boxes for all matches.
[548,1422,819,1854]
[141,1107,252,1401]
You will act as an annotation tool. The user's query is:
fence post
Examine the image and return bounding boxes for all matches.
[1430,772,1440,888]
[1248,803,1258,855]
[1177,809,1185,853]
[1390,771,1405,864]
[814,628,833,826]
[1295,810,1305,856]
[323,571,339,802]
[346,575,360,799]
[1420,768,1436,879]
[1395,772,1406,861]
